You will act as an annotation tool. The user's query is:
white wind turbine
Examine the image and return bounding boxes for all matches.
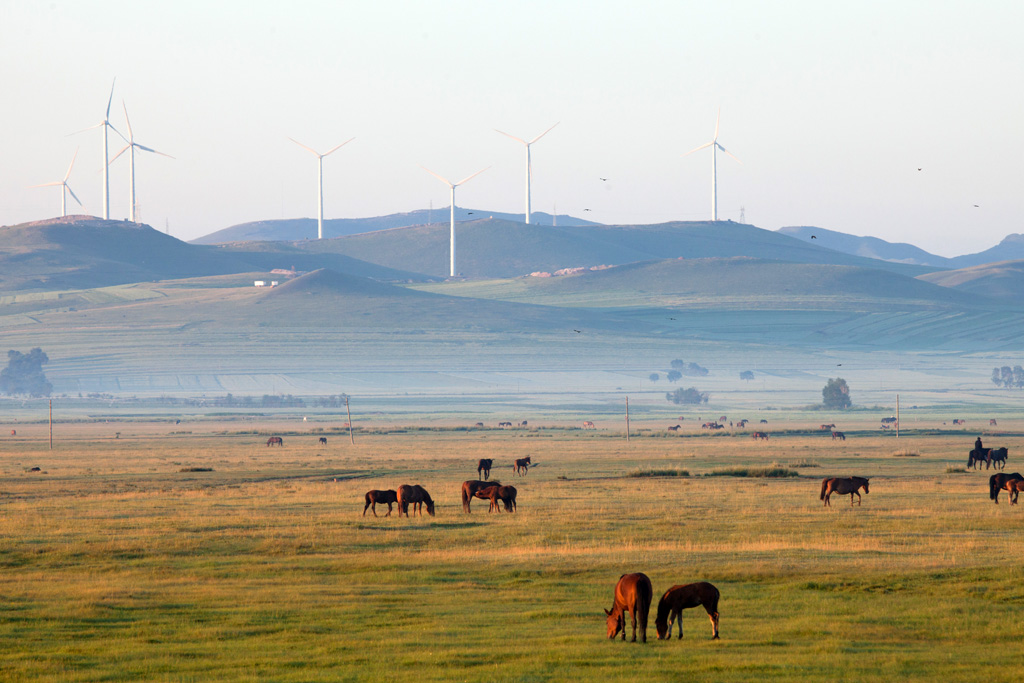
[685,109,741,221]
[31,148,83,217]
[70,79,122,220]
[494,122,559,224]
[288,136,354,239]
[421,165,490,277]
[110,102,174,223]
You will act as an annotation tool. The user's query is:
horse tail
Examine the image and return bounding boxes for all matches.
[639,577,653,642]
[820,478,828,500]
[990,475,1000,501]
[461,485,469,510]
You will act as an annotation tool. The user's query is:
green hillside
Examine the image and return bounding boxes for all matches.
[244,219,941,279]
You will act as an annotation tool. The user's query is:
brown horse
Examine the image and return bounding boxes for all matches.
[318,437,327,445]
[471,484,501,511]
[461,480,500,513]
[605,573,653,643]
[513,456,532,476]
[990,447,1008,470]
[477,458,493,480]
[751,431,769,441]
[990,472,1024,504]
[831,431,845,441]
[654,582,720,640]
[488,485,517,512]
[266,436,283,446]
[362,489,397,517]
[968,448,990,470]
[820,476,870,506]
[397,484,435,517]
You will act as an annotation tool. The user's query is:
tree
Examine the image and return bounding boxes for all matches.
[822,377,851,409]
[0,348,52,397]
[649,373,660,383]
[667,370,682,383]
[1001,366,1014,388]
[666,387,709,405]
[993,367,1004,387]
[740,370,755,381]
[670,359,685,369]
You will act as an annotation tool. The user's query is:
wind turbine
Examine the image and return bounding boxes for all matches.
[31,148,82,217]
[288,136,354,239]
[494,122,559,224]
[684,109,741,221]
[70,79,122,220]
[110,102,174,223]
[421,165,489,277]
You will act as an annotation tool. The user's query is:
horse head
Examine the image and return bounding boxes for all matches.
[862,478,870,494]
[425,500,435,516]
[605,609,622,639]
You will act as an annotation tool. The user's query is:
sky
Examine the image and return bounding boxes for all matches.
[1,0,1022,256]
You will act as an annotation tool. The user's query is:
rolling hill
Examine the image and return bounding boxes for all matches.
[948,234,1024,268]
[232,218,942,280]
[917,260,1024,298]
[190,207,599,244]
[0,217,426,292]
[777,226,951,267]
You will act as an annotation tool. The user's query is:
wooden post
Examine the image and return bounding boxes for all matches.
[896,394,900,439]
[625,396,630,442]
[345,396,354,445]
[49,399,52,450]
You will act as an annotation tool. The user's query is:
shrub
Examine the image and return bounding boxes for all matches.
[706,465,799,478]
[627,467,690,478]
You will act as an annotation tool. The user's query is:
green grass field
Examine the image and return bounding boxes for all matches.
[1,419,1022,681]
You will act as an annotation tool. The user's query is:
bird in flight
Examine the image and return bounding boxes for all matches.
[584,208,592,212]
[573,329,581,333]
[973,204,980,208]
[599,177,607,181]
[811,235,817,239]
[917,168,922,171]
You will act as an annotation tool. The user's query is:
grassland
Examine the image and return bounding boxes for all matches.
[1,418,1023,681]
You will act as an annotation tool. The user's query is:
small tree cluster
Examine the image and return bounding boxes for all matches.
[0,348,52,397]
[670,359,709,377]
[991,366,1024,389]
[739,370,755,381]
[666,387,709,405]
[822,377,851,409]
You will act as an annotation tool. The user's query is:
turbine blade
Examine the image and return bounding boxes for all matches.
[323,137,355,157]
[494,129,527,145]
[109,145,130,164]
[108,122,128,143]
[64,147,80,181]
[29,181,63,188]
[454,166,490,186]
[106,78,116,119]
[528,121,560,145]
[420,165,454,186]
[288,137,320,156]
[66,185,83,206]
[68,122,105,136]
[122,100,134,140]
[714,108,721,140]
[684,141,714,156]
[717,143,742,164]
[134,143,174,159]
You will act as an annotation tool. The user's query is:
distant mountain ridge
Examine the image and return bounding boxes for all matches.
[777,226,952,267]
[190,207,599,244]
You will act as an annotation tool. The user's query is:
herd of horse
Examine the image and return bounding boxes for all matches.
[605,573,720,643]
[362,484,435,517]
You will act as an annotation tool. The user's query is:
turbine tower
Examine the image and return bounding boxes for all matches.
[71,79,121,220]
[288,136,354,239]
[494,122,559,224]
[110,102,174,223]
[421,165,489,277]
[684,109,741,221]
[31,148,82,217]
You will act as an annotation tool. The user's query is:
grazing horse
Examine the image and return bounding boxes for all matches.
[582,421,595,429]
[752,431,769,441]
[519,421,528,427]
[266,436,283,447]
[513,456,532,476]
[655,582,720,640]
[461,480,500,513]
[318,437,327,445]
[831,431,846,441]
[488,485,518,512]
[820,424,836,431]
[991,419,998,426]
[989,472,1024,504]
[1006,479,1024,505]
[605,573,653,643]
[820,476,870,506]
[397,484,435,517]
[667,425,681,432]
[362,489,397,517]
[477,458,494,480]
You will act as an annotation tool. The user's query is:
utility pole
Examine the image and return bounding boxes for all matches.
[625,396,630,442]
[49,399,53,450]
[896,394,900,439]
[345,396,354,445]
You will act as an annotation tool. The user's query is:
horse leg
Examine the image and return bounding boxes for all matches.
[385,502,393,517]
[363,500,371,516]
[710,611,720,639]
[675,609,683,639]
[824,490,831,507]
[630,606,638,642]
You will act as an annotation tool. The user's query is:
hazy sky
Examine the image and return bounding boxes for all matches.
[2,0,1022,255]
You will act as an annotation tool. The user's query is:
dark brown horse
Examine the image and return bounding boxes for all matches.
[654,582,720,640]
[318,437,327,445]
[990,447,1008,470]
[461,480,500,513]
[397,484,435,517]
[990,472,1024,504]
[471,484,500,511]
[968,448,990,470]
[831,431,845,441]
[362,489,397,517]
[513,456,532,476]
[751,431,769,441]
[488,485,517,512]
[820,476,870,506]
[477,458,493,480]
[266,436,283,447]
[605,573,653,643]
